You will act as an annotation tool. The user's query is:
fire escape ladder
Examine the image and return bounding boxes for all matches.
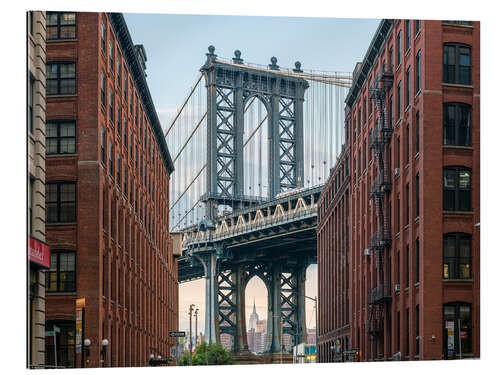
[367,62,394,342]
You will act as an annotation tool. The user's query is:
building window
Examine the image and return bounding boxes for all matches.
[443,302,472,359]
[100,20,106,52]
[109,40,114,71]
[46,121,76,155]
[443,167,471,211]
[443,233,472,279]
[443,103,472,146]
[124,118,128,148]
[443,44,472,85]
[124,167,128,197]
[444,21,472,26]
[406,308,410,357]
[397,193,401,231]
[415,172,420,218]
[46,12,76,40]
[45,320,76,368]
[405,245,410,288]
[28,74,34,133]
[109,88,114,123]
[405,20,411,51]
[416,51,421,94]
[406,183,409,225]
[389,46,393,68]
[415,112,420,154]
[397,81,401,119]
[415,238,420,283]
[406,67,411,108]
[101,127,106,168]
[46,63,76,95]
[415,20,421,35]
[46,182,76,223]
[389,95,393,126]
[415,305,420,356]
[117,104,121,137]
[406,124,410,165]
[397,30,402,66]
[124,75,128,101]
[117,59,121,88]
[100,71,106,108]
[109,142,114,178]
[397,136,401,169]
[47,251,76,292]
[117,154,121,187]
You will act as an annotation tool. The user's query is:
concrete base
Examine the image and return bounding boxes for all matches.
[232,352,293,365]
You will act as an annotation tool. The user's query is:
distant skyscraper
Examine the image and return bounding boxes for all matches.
[248,299,259,330]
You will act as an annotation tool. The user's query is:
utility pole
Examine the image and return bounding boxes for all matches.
[189,304,195,366]
[194,308,199,350]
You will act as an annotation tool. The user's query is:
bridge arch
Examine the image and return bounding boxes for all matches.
[244,273,271,354]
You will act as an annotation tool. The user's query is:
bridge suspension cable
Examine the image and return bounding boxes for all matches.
[167,59,351,231]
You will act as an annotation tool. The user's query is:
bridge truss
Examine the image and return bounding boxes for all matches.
[165,47,351,354]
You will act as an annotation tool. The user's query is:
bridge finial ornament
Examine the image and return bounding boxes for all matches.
[293,61,303,73]
[205,45,217,65]
[268,56,279,70]
[233,50,243,64]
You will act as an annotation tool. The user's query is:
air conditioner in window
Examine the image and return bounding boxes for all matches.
[394,284,400,293]
[364,248,371,256]
[394,168,400,177]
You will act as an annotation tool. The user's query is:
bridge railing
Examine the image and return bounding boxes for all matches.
[183,205,318,248]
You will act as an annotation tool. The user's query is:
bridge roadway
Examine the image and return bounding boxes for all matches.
[176,185,322,354]
[177,185,322,282]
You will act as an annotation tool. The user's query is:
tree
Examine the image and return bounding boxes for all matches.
[179,342,235,366]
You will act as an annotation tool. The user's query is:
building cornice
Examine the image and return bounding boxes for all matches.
[108,12,175,175]
[345,19,394,108]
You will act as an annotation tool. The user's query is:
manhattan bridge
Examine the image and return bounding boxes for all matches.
[165,46,351,356]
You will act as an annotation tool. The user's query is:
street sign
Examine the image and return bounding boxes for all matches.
[169,331,186,338]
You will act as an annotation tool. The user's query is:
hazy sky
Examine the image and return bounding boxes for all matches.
[122,13,380,334]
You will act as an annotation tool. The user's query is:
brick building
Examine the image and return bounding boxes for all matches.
[317,146,350,362]
[43,12,178,368]
[318,19,480,362]
[28,10,49,369]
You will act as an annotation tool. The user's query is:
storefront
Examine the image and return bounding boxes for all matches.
[443,302,472,359]
[28,236,50,368]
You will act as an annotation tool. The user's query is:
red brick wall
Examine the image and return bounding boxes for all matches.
[317,148,350,362]
[318,19,480,362]
[45,12,179,368]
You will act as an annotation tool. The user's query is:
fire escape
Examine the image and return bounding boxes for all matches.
[367,63,393,341]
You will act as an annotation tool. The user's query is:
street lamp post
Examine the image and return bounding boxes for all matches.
[189,304,195,366]
[100,338,109,367]
[194,308,199,349]
[83,339,91,367]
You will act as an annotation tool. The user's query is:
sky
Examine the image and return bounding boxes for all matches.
[122,12,380,335]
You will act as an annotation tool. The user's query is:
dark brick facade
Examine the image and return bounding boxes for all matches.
[318,19,480,362]
[45,12,178,368]
[317,146,350,362]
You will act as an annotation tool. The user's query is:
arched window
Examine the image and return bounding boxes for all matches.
[444,103,472,146]
[443,166,472,211]
[443,233,472,280]
[443,43,472,85]
[443,302,472,359]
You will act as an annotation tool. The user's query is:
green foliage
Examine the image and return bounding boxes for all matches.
[179,342,235,366]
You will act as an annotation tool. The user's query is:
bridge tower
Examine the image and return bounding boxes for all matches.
[201,46,309,218]
[189,47,311,356]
